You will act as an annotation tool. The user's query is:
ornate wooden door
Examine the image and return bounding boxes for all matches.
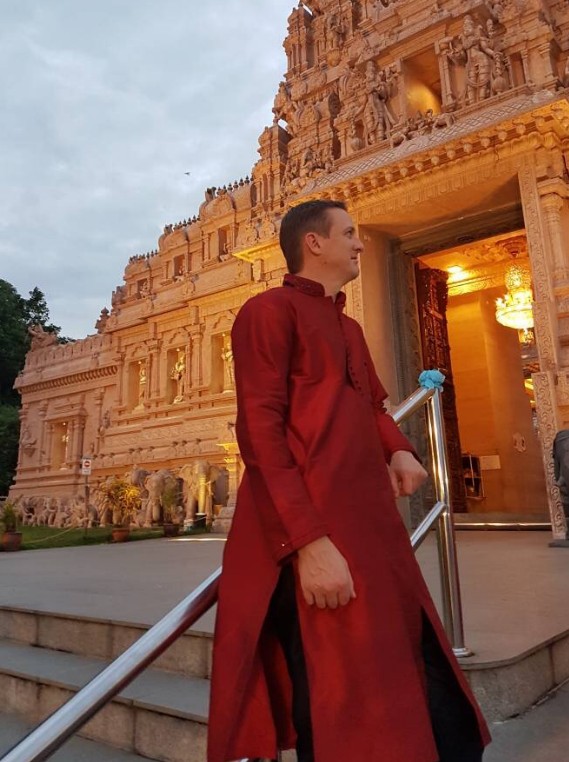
[415,264,467,513]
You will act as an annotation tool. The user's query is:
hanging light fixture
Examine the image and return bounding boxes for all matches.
[495,257,534,342]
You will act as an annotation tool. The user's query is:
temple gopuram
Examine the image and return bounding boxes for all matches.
[11,0,569,540]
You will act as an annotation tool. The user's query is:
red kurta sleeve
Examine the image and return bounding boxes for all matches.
[232,296,330,562]
[358,331,418,463]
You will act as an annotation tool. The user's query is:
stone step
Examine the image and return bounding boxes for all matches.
[0,711,159,761]
[0,639,209,762]
[2,602,569,747]
[0,606,212,680]
[460,627,569,722]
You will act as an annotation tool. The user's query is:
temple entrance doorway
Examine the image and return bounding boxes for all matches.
[416,231,547,520]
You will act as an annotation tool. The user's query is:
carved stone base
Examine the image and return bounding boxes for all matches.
[212,505,234,534]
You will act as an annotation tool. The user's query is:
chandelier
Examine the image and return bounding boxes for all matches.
[495,260,534,340]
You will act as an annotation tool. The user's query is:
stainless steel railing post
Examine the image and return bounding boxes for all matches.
[427,389,472,658]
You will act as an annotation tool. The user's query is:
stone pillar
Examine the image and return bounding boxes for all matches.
[38,401,49,467]
[76,416,86,464]
[213,442,242,533]
[114,352,126,408]
[537,40,558,89]
[518,163,560,369]
[184,340,191,399]
[520,50,533,87]
[93,390,104,455]
[519,161,564,538]
[191,330,204,388]
[45,423,54,469]
[186,336,194,390]
[147,341,161,399]
[533,371,568,540]
[540,192,569,288]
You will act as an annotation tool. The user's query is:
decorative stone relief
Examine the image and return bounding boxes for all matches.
[95,308,109,333]
[533,370,568,539]
[518,161,559,370]
[27,325,58,351]
[391,110,455,147]
[362,60,399,144]
[445,14,511,106]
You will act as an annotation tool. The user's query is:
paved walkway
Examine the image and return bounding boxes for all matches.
[1,531,569,761]
[485,681,569,762]
[1,531,568,663]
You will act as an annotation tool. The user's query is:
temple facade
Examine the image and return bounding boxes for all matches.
[11,0,569,539]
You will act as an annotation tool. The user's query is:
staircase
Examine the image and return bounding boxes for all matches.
[0,608,210,762]
[1,602,569,761]
[2,528,569,761]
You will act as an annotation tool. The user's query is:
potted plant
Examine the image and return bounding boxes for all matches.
[98,477,141,542]
[162,482,181,537]
[1,502,23,551]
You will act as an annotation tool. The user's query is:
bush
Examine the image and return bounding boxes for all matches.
[97,477,141,527]
[0,501,18,532]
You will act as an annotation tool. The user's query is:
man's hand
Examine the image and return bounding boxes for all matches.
[388,450,428,498]
[297,536,356,610]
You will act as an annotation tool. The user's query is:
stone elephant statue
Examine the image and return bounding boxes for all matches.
[178,460,222,528]
[143,469,178,527]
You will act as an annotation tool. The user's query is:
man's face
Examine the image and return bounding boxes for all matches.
[314,208,364,285]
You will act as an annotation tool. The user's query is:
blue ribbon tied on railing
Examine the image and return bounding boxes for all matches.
[419,369,446,390]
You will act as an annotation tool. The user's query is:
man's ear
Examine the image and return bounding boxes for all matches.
[304,231,322,257]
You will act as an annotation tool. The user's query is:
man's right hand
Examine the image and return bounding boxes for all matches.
[297,536,356,610]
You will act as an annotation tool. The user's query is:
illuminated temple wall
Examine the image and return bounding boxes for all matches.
[11,0,569,537]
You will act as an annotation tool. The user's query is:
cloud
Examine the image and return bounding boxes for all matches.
[0,0,292,338]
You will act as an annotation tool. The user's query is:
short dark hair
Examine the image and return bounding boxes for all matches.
[279,199,347,274]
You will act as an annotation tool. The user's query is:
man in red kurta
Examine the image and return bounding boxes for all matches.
[208,200,490,762]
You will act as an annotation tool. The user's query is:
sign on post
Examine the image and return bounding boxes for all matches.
[81,457,92,476]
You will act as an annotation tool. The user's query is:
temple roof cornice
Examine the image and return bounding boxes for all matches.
[296,95,569,205]
[15,365,118,395]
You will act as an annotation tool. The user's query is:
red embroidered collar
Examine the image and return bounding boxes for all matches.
[283,274,347,308]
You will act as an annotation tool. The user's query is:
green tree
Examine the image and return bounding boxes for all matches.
[23,287,61,334]
[0,405,20,496]
[0,279,67,494]
[0,280,28,405]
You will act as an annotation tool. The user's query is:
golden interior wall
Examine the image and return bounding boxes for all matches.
[447,289,546,514]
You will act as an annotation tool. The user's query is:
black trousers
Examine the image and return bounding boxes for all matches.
[264,565,484,762]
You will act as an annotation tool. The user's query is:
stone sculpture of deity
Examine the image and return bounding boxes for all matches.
[363,61,397,144]
[171,349,186,403]
[221,334,235,393]
[136,362,147,408]
[448,15,500,105]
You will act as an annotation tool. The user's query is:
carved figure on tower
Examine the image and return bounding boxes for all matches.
[448,14,502,105]
[136,362,147,408]
[221,334,235,393]
[363,61,397,144]
[326,12,345,50]
[27,324,58,350]
[171,349,186,403]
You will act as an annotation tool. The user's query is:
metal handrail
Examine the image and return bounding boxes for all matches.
[1,381,468,762]
[392,386,471,659]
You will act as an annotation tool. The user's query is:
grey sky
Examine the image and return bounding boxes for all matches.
[1,0,293,339]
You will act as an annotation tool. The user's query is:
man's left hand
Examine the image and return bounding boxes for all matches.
[388,450,428,498]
